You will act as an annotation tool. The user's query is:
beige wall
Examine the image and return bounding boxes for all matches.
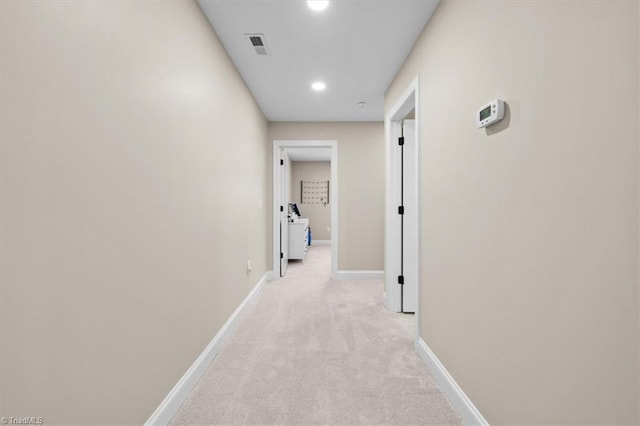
[386,1,639,424]
[269,122,384,271]
[284,152,293,207]
[0,1,269,424]
[291,161,331,241]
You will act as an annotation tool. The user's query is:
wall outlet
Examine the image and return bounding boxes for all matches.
[247,260,252,273]
[326,226,331,233]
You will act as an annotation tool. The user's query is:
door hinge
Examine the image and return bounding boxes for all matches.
[398,205,404,215]
[280,159,284,166]
[398,275,404,285]
[280,252,284,259]
[398,136,405,146]
[280,205,284,212]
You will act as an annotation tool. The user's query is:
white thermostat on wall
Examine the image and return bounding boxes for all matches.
[476,99,505,128]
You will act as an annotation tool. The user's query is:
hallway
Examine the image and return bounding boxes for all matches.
[170,245,462,425]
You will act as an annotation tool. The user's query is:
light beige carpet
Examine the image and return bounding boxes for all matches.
[170,245,462,425]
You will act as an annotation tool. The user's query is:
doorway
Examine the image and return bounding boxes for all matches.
[272,140,338,279]
[385,77,420,327]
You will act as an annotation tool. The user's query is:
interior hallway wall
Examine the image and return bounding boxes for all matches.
[269,122,384,271]
[386,0,639,424]
[291,161,331,241]
[285,153,293,207]
[0,1,269,423]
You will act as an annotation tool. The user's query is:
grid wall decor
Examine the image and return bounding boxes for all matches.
[301,180,329,205]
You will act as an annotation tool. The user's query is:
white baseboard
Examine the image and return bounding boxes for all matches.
[310,240,331,246]
[415,338,488,425]
[335,270,384,279]
[145,271,272,426]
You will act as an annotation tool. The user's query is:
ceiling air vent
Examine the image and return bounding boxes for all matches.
[245,33,269,56]
[249,36,263,47]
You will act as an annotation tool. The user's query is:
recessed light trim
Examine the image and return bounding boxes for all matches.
[307,0,329,11]
[357,101,367,108]
[311,81,326,91]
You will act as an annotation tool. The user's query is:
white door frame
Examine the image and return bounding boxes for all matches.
[279,151,290,277]
[272,140,338,279]
[385,76,420,335]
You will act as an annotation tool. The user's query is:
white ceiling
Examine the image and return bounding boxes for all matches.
[197,0,440,122]
[286,147,331,161]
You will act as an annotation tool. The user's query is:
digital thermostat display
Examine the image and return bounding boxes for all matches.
[476,99,505,128]
[479,106,492,121]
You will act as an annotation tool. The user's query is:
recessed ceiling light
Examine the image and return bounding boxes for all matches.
[311,81,326,91]
[357,101,367,108]
[307,1,329,11]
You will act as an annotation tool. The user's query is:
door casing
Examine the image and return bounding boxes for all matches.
[279,151,290,276]
[385,76,420,336]
[272,140,338,279]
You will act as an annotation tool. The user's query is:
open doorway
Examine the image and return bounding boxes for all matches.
[385,77,420,332]
[272,140,338,279]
